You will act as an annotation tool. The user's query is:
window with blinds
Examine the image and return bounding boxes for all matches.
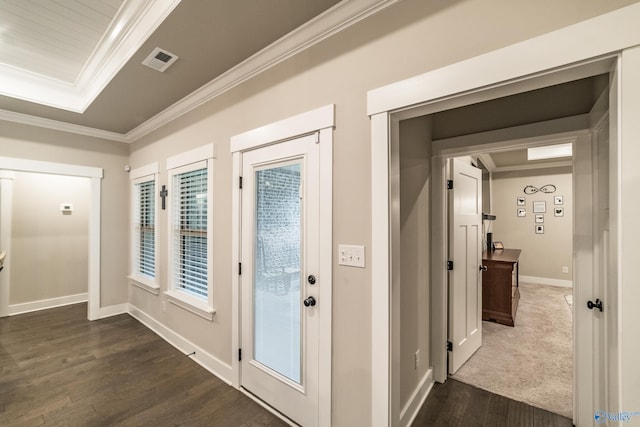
[133,179,155,279]
[172,166,208,299]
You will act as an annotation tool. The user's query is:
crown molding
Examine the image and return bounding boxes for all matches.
[0,108,129,143]
[0,0,181,113]
[125,0,400,142]
[0,0,399,143]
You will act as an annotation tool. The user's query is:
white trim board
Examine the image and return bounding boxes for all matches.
[7,293,88,316]
[367,3,640,115]
[0,156,103,179]
[230,104,334,426]
[128,304,233,385]
[520,276,573,288]
[96,303,129,319]
[400,369,434,427]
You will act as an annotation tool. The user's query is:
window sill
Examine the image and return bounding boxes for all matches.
[129,275,160,295]
[164,290,215,321]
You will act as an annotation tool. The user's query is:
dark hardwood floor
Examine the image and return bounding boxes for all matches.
[412,378,574,427]
[0,303,287,426]
[2,303,575,427]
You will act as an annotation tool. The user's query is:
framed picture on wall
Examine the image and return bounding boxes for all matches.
[517,208,526,217]
[535,214,544,223]
[517,197,526,206]
[533,201,546,213]
[535,225,544,234]
[554,195,564,205]
[555,207,564,217]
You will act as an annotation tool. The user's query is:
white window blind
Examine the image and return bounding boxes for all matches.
[172,166,208,299]
[134,179,155,279]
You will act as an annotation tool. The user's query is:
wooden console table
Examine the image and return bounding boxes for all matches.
[482,249,521,326]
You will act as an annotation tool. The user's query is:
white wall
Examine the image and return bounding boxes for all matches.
[491,168,573,283]
[9,172,89,305]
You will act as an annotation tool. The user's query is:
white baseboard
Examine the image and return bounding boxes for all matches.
[520,275,573,288]
[400,368,434,427]
[128,304,233,385]
[96,303,129,319]
[8,292,88,316]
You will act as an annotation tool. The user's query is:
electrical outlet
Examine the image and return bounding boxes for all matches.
[562,266,569,274]
[338,244,365,268]
[414,349,420,369]
[162,301,167,312]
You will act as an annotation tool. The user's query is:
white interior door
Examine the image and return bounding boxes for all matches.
[448,158,483,374]
[240,133,319,427]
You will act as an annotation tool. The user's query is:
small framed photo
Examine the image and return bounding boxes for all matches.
[554,196,564,205]
[493,241,504,250]
[533,201,547,213]
[516,197,526,206]
[554,207,564,217]
[535,214,544,223]
[535,225,545,234]
[517,208,526,217]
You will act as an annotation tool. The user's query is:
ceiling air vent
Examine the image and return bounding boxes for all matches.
[142,47,179,72]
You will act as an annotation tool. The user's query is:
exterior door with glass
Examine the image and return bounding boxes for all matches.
[240,133,319,427]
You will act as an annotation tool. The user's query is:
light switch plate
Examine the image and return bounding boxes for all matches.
[338,244,365,268]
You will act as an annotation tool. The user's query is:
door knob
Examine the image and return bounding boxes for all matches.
[308,275,316,285]
[479,265,488,271]
[303,296,316,307]
[587,298,603,312]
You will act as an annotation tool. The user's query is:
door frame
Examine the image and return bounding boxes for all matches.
[0,157,102,320]
[368,4,640,425]
[434,129,592,425]
[230,104,334,425]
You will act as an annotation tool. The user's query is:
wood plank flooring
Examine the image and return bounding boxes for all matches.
[412,379,574,427]
[2,303,576,426]
[0,303,287,426]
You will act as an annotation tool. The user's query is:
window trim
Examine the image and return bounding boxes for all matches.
[166,144,215,320]
[129,162,159,295]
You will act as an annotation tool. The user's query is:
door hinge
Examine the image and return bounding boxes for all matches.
[447,180,453,190]
[447,341,453,351]
[447,260,454,270]
[315,131,320,144]
[239,176,243,189]
[238,262,242,275]
[238,348,242,361]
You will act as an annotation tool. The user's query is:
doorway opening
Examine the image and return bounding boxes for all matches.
[427,73,609,421]
[377,55,615,426]
[0,157,103,320]
[446,149,575,418]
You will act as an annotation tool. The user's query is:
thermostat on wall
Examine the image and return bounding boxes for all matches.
[60,203,73,212]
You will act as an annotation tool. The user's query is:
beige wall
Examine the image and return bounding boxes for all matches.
[0,0,632,424]
[491,169,573,281]
[0,122,130,307]
[128,1,634,423]
[399,117,432,408]
[10,172,89,304]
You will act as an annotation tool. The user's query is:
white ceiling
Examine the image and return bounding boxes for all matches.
[0,0,124,83]
[0,0,180,113]
[0,0,397,142]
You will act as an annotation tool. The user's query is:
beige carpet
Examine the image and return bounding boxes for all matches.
[450,282,573,418]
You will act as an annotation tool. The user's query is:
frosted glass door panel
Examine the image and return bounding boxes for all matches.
[253,163,302,383]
